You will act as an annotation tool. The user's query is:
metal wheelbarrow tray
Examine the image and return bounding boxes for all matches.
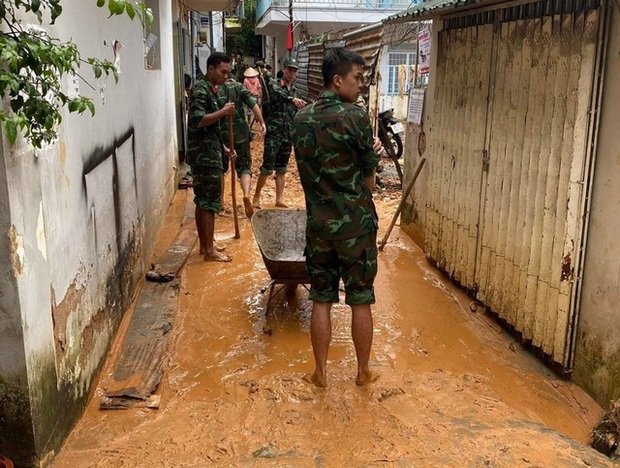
[251,209,310,313]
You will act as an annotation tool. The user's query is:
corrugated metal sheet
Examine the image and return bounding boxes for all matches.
[385,0,469,23]
[307,42,325,101]
[424,3,603,367]
[477,9,601,365]
[296,43,310,100]
[425,23,493,289]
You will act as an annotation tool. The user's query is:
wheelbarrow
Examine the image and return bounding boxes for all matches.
[251,209,311,314]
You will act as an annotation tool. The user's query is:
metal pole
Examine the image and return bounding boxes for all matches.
[209,11,214,51]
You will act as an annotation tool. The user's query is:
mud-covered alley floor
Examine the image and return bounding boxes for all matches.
[52,136,613,467]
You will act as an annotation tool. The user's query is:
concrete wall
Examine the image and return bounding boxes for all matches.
[0,0,177,465]
[572,5,620,406]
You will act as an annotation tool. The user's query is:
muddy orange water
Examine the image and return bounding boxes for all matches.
[51,138,611,467]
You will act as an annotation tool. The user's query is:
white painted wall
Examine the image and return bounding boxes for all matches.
[0,0,177,463]
[573,5,620,405]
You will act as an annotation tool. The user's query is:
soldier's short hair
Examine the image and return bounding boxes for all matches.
[207,52,231,69]
[322,48,365,87]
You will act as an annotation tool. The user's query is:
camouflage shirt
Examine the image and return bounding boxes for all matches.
[264,78,299,136]
[217,79,257,145]
[187,77,223,169]
[293,90,380,240]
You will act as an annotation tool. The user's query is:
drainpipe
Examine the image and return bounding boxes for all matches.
[209,11,214,51]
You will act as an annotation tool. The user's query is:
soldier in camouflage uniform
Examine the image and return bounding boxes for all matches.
[187,52,236,262]
[252,57,307,209]
[292,48,384,388]
[218,78,266,218]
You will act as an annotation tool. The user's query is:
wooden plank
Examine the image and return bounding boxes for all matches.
[100,196,197,409]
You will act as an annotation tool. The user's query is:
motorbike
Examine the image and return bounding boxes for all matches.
[377,109,404,181]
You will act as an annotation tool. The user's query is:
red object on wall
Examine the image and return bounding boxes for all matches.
[286,23,293,51]
[0,455,14,468]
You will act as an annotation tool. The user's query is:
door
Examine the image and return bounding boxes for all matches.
[424,3,605,367]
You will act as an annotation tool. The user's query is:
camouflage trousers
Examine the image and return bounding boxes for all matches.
[305,230,378,306]
[260,132,292,175]
[222,142,251,177]
[191,166,222,213]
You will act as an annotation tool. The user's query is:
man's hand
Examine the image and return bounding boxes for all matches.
[373,137,386,157]
[292,98,307,109]
[222,102,235,116]
[223,145,237,160]
[258,121,267,135]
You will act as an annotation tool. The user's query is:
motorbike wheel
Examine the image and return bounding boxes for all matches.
[388,130,403,160]
[380,129,397,160]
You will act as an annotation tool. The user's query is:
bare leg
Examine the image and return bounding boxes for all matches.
[351,304,379,386]
[197,207,225,253]
[240,173,251,197]
[275,172,288,208]
[252,173,269,208]
[196,206,205,253]
[241,173,254,218]
[305,302,332,388]
[202,209,231,262]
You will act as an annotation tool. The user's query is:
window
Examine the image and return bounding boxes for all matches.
[386,52,416,96]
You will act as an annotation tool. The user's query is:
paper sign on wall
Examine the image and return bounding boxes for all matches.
[418,28,431,75]
[407,88,425,125]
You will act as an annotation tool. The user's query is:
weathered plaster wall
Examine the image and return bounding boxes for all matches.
[0,0,177,465]
[573,5,620,406]
[0,134,37,465]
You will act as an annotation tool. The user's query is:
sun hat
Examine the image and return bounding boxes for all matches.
[244,67,259,78]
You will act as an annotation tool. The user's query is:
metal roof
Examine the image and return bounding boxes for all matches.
[383,0,476,23]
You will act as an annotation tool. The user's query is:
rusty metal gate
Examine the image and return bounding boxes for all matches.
[425,0,607,368]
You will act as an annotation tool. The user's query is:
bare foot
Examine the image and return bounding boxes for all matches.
[355,371,380,387]
[275,201,289,208]
[303,373,327,388]
[243,196,254,219]
[200,244,225,254]
[252,197,261,209]
[204,251,232,262]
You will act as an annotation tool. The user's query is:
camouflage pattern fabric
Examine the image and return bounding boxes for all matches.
[218,79,257,145]
[235,62,248,82]
[263,78,299,134]
[221,140,250,176]
[305,231,378,305]
[261,137,293,175]
[191,168,223,213]
[187,77,224,170]
[292,90,380,240]
[260,78,300,175]
[233,141,252,176]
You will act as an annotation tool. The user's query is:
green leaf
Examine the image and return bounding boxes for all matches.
[144,8,153,28]
[31,0,41,12]
[4,120,18,145]
[125,2,135,20]
[97,0,105,7]
[86,101,95,116]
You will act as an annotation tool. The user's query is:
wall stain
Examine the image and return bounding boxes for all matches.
[51,282,84,358]
[8,225,23,277]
